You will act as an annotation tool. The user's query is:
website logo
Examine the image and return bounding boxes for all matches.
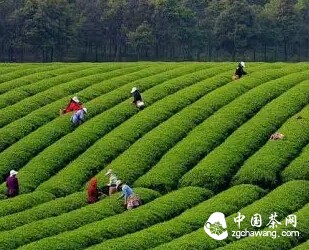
[204,212,228,240]
[204,211,299,240]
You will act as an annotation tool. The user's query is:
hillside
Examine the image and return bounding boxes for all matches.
[0,62,309,250]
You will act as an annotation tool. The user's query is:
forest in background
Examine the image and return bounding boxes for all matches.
[0,0,308,62]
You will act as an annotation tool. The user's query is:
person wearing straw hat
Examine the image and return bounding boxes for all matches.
[71,107,87,126]
[131,87,145,110]
[6,170,19,198]
[105,169,118,196]
[116,180,141,210]
[60,96,83,115]
[232,61,247,80]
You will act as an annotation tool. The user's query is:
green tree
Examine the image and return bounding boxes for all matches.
[182,0,209,60]
[22,0,73,61]
[75,0,106,61]
[213,0,258,61]
[262,0,299,61]
[128,21,155,60]
[295,0,309,59]
[0,0,26,61]
[152,0,198,59]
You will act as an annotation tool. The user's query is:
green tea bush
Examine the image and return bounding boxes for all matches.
[232,101,309,188]
[215,201,309,250]
[0,192,86,231]
[0,64,149,154]
[36,65,232,197]
[180,76,309,191]
[291,240,309,250]
[0,63,176,154]
[135,65,309,193]
[0,64,145,128]
[87,185,264,250]
[94,64,238,185]
[0,64,62,94]
[0,64,50,84]
[0,64,177,184]
[154,180,309,250]
[0,64,41,81]
[0,191,54,217]
[0,187,204,250]
[0,64,102,109]
[281,142,309,183]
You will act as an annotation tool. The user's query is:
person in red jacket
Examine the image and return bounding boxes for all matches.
[60,96,83,115]
[87,177,99,204]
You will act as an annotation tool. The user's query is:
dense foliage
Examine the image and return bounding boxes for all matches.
[0,0,308,62]
[0,62,309,250]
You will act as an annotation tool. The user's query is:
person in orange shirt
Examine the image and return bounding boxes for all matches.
[87,177,99,204]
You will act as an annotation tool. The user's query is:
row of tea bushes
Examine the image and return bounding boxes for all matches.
[94,65,243,186]
[216,201,309,250]
[0,64,62,93]
[291,240,309,250]
[0,192,86,231]
[180,74,309,191]
[0,63,178,184]
[87,184,264,250]
[0,187,208,250]
[232,101,309,188]
[154,180,309,250]
[95,64,272,187]
[0,191,55,217]
[0,64,97,108]
[33,65,225,196]
[281,134,309,183]
[0,64,144,128]
[0,64,37,78]
[136,64,308,193]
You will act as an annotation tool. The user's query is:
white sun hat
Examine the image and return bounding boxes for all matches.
[240,61,246,68]
[72,96,80,103]
[116,180,122,188]
[83,107,87,113]
[10,170,18,176]
[131,87,137,93]
[105,169,113,176]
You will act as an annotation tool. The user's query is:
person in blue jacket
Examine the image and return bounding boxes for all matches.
[71,107,87,126]
[116,180,141,210]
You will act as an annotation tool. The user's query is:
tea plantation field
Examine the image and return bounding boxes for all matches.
[0,62,309,250]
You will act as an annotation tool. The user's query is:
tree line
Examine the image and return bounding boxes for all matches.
[0,0,308,62]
